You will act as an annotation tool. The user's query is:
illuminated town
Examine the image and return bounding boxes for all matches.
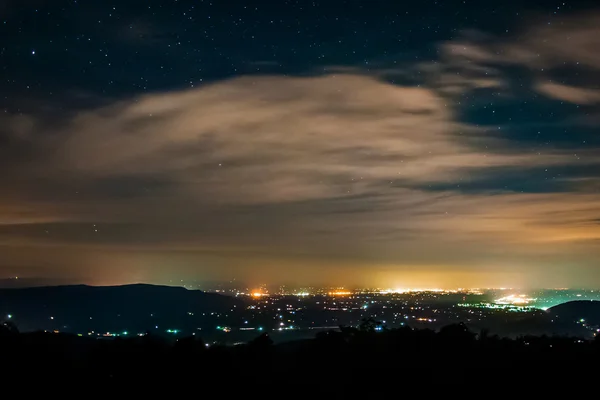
[3,278,599,345]
[12,284,594,343]
[208,285,600,340]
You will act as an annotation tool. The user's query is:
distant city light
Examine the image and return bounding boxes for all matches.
[4,285,598,340]
[495,294,536,305]
[328,290,352,296]
[457,302,534,312]
[380,288,446,294]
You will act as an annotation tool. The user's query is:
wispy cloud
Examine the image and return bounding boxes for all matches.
[434,12,600,103]
[535,82,600,105]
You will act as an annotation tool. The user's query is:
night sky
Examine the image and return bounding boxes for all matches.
[1,0,599,288]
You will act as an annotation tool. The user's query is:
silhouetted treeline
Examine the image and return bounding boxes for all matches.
[2,318,599,389]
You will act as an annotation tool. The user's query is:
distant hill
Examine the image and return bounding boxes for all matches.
[0,277,74,288]
[547,300,600,326]
[0,284,245,334]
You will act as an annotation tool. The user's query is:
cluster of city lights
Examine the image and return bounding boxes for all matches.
[495,294,536,305]
[457,303,534,312]
[327,290,353,296]
[236,287,514,297]
[379,288,447,294]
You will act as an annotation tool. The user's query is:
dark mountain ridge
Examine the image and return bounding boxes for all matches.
[547,300,600,326]
[0,283,244,334]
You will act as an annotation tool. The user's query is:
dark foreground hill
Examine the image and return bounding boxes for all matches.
[548,300,600,326]
[1,322,599,391]
[0,283,244,333]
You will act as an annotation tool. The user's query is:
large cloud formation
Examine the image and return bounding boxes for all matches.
[1,11,600,288]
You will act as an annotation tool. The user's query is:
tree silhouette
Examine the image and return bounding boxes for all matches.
[438,322,476,343]
[358,317,382,333]
[248,332,273,348]
[479,328,490,341]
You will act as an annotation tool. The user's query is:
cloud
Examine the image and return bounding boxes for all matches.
[535,82,600,104]
[41,73,584,206]
[435,12,600,102]
[1,73,598,249]
[424,30,506,95]
[505,12,600,70]
[440,12,600,69]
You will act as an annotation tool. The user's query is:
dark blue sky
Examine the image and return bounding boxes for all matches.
[0,0,599,288]
[1,1,595,104]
